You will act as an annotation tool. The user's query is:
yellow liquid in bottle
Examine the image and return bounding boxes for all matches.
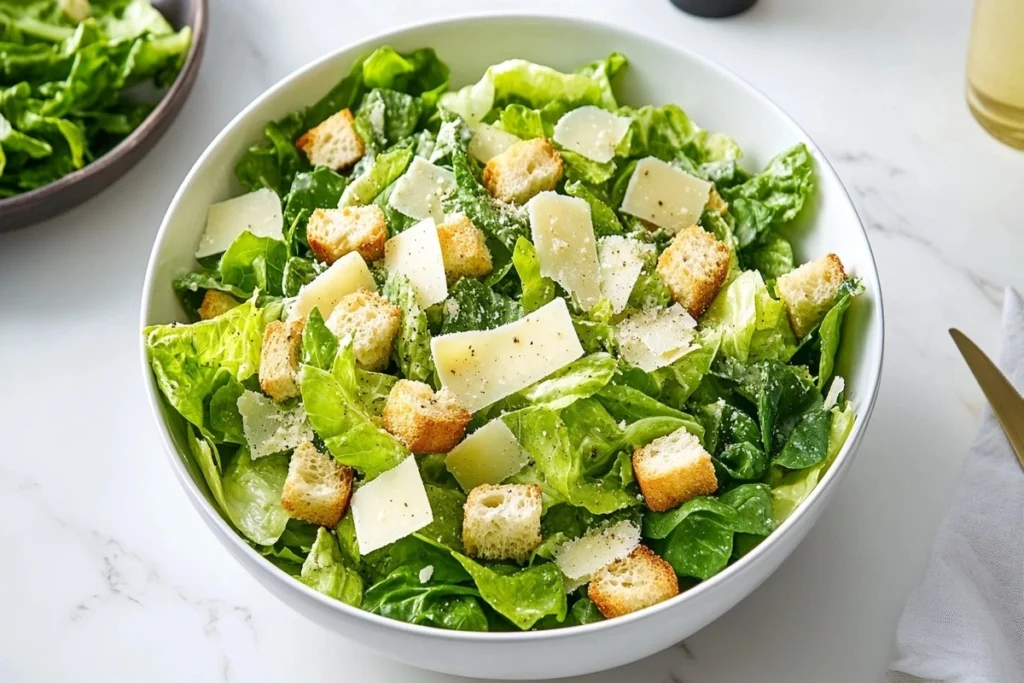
[967,0,1024,149]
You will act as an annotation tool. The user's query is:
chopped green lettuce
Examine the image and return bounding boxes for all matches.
[300,528,364,606]
[382,272,435,384]
[145,297,267,428]
[222,449,290,546]
[299,341,410,479]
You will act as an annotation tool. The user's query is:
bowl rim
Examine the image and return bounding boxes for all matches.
[0,0,209,218]
[140,11,885,643]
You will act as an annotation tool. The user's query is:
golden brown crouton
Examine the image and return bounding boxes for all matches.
[259,319,304,402]
[306,206,387,264]
[295,108,364,171]
[197,290,240,320]
[281,441,354,527]
[436,213,493,284]
[633,428,717,512]
[325,290,401,371]
[482,138,563,204]
[462,484,543,563]
[706,188,728,215]
[588,545,679,618]
[775,253,846,339]
[382,379,471,454]
[656,225,731,319]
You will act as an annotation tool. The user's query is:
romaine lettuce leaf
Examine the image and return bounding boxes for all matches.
[420,485,466,552]
[441,54,623,121]
[450,553,567,630]
[512,237,555,313]
[218,232,288,297]
[443,151,529,254]
[744,228,794,281]
[563,180,623,236]
[364,565,488,631]
[354,88,423,151]
[145,297,267,428]
[300,527,364,606]
[769,400,855,524]
[339,145,414,206]
[696,401,766,482]
[644,484,774,580]
[185,425,229,513]
[282,167,348,250]
[703,270,796,363]
[222,449,290,546]
[815,278,863,389]
[300,307,338,371]
[505,407,638,514]
[382,272,435,384]
[440,277,522,334]
[722,143,814,229]
[519,353,617,410]
[498,104,548,139]
[299,341,410,479]
[561,398,689,477]
[618,104,703,162]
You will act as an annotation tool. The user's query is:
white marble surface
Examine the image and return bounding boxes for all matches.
[2,0,1023,681]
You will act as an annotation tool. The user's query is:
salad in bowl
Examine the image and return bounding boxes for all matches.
[144,45,861,633]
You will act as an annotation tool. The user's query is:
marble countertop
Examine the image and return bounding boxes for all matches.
[2,0,1023,681]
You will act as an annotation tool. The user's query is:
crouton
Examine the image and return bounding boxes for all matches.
[775,253,846,339]
[281,441,354,527]
[462,484,543,563]
[706,188,728,215]
[656,225,731,319]
[436,213,493,284]
[197,290,240,320]
[633,428,717,512]
[259,319,304,402]
[382,379,471,454]
[588,545,679,619]
[295,108,364,171]
[482,138,563,204]
[325,290,401,371]
[306,206,387,264]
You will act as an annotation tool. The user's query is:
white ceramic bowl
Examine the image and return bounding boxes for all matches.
[140,14,884,680]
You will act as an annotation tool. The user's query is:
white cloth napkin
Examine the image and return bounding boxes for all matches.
[885,289,1024,683]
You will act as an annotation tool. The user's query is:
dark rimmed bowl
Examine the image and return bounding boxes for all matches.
[0,0,208,231]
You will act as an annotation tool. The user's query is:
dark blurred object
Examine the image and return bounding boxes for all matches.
[670,0,757,18]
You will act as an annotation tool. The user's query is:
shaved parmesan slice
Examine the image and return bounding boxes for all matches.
[553,106,631,163]
[620,157,712,234]
[445,419,532,491]
[528,192,602,310]
[823,376,845,411]
[617,304,697,371]
[287,251,375,323]
[236,391,313,459]
[598,236,655,314]
[387,157,455,223]
[553,520,641,586]
[418,565,434,583]
[196,188,283,258]
[431,298,584,413]
[351,457,433,555]
[468,123,521,163]
[384,218,448,308]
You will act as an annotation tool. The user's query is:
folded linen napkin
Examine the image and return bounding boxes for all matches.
[885,289,1024,683]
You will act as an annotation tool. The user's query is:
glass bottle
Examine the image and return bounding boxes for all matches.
[967,0,1024,149]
